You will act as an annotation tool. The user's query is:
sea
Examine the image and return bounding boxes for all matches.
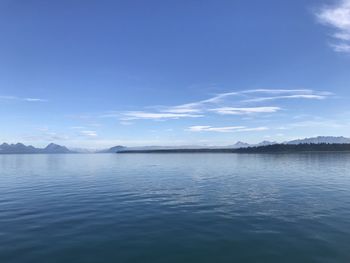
[1,153,350,262]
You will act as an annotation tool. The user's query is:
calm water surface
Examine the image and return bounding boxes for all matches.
[1,153,350,262]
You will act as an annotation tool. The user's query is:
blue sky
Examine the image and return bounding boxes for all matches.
[1,0,350,148]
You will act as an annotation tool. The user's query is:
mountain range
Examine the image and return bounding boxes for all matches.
[1,136,350,154]
[0,143,74,154]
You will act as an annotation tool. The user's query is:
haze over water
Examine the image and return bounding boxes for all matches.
[1,153,350,262]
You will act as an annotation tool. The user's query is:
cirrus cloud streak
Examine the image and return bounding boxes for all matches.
[210,106,281,115]
[0,95,47,102]
[187,125,268,133]
[121,111,203,120]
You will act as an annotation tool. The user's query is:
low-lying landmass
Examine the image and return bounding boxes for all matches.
[109,136,350,153]
[1,136,350,154]
[117,143,350,153]
[96,145,126,153]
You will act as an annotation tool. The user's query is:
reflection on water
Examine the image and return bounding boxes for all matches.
[1,153,350,262]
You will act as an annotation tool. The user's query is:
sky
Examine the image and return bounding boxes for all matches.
[1,0,350,148]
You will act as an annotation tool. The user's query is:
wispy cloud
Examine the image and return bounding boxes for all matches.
[242,89,313,94]
[121,111,203,120]
[161,89,292,113]
[113,89,331,121]
[24,131,70,141]
[316,0,350,53]
[188,125,245,132]
[120,121,133,126]
[187,125,268,133]
[243,94,327,103]
[0,95,47,102]
[24,98,47,102]
[241,89,331,103]
[331,42,350,52]
[210,106,281,115]
[158,91,240,114]
[80,130,98,137]
[238,127,269,132]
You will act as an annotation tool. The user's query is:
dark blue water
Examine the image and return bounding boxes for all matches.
[1,153,350,263]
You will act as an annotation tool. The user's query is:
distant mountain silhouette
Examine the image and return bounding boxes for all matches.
[230,137,350,149]
[0,143,38,154]
[256,140,277,146]
[0,143,75,154]
[97,145,213,153]
[228,137,348,149]
[230,141,250,148]
[97,145,126,153]
[2,136,350,154]
[43,143,72,153]
[235,143,350,153]
[103,137,350,153]
[286,136,350,145]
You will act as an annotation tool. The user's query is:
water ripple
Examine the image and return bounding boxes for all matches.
[1,153,350,262]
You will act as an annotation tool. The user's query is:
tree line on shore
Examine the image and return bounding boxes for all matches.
[117,143,350,153]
